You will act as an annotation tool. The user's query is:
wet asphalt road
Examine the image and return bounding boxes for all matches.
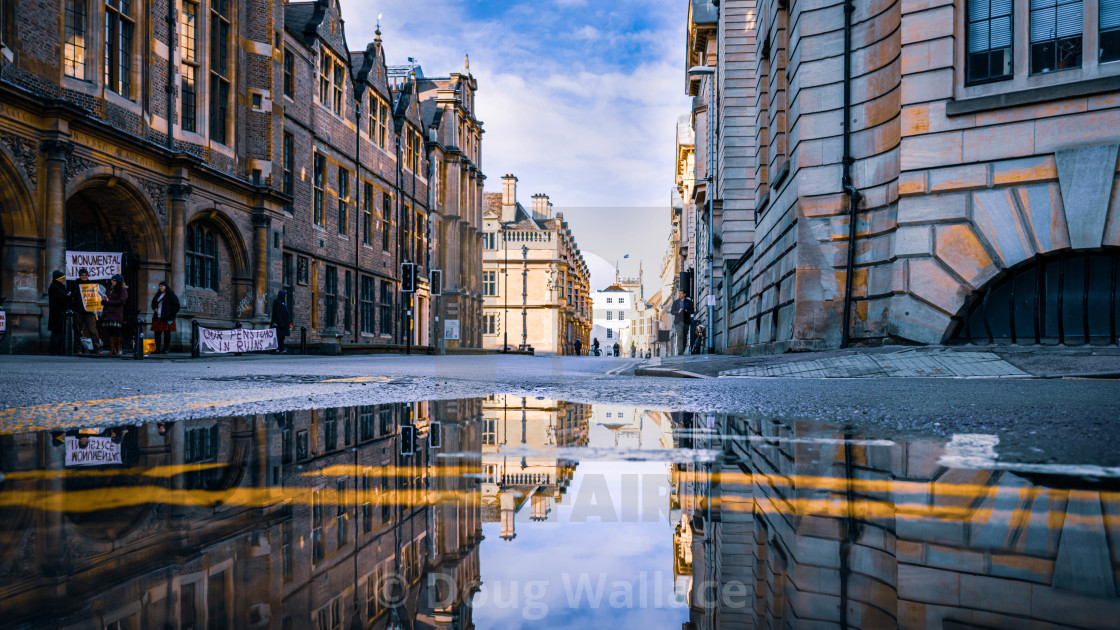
[1,353,1118,467]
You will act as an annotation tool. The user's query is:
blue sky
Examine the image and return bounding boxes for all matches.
[344,0,692,293]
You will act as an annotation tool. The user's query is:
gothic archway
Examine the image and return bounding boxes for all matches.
[949,249,1120,345]
[0,143,41,352]
[183,208,252,322]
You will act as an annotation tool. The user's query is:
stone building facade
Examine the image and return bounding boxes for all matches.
[683,0,1120,354]
[0,399,484,629]
[480,175,592,355]
[679,412,1120,628]
[0,0,483,353]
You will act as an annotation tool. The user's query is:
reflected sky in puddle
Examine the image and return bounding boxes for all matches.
[0,396,1118,629]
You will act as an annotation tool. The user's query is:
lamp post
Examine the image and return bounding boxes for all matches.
[688,64,716,354]
[519,244,529,351]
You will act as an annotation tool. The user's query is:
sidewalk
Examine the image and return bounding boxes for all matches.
[633,345,1120,379]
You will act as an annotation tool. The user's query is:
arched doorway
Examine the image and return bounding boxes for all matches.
[949,249,1120,345]
[0,144,40,352]
[65,175,166,348]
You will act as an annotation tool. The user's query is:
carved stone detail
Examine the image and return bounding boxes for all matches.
[1,132,40,189]
[141,180,168,217]
[169,183,194,199]
[64,152,98,187]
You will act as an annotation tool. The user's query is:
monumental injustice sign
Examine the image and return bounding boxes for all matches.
[66,251,122,280]
[65,436,123,466]
[200,326,278,354]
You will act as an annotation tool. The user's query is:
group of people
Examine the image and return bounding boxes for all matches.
[47,268,181,356]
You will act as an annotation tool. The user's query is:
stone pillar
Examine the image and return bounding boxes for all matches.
[41,140,71,274]
[168,183,192,298]
[252,211,270,321]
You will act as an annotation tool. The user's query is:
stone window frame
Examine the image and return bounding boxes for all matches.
[185,223,220,290]
[209,0,233,146]
[283,48,294,99]
[180,0,200,131]
[337,166,349,237]
[318,45,347,119]
[104,0,135,99]
[381,193,392,252]
[482,270,497,296]
[64,0,89,79]
[313,152,326,227]
[362,181,373,246]
[955,0,1120,100]
[282,132,294,214]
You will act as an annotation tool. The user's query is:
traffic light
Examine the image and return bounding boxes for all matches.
[401,262,416,293]
[430,269,443,297]
[400,424,415,455]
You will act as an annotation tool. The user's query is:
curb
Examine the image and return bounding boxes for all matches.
[633,367,710,379]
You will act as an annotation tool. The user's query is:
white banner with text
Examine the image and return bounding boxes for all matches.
[200,327,278,354]
[65,436,123,466]
[66,251,122,280]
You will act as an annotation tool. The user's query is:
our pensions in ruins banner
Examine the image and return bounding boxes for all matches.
[65,436,122,467]
[66,251,122,280]
[200,327,278,354]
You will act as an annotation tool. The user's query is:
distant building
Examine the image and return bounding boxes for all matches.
[592,266,661,356]
[481,176,591,355]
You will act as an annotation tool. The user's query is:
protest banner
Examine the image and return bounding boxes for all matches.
[79,283,103,312]
[200,326,278,354]
[65,436,123,466]
[66,251,122,280]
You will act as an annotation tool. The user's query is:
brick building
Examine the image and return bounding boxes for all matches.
[0,0,483,353]
[481,175,592,355]
[680,0,1120,354]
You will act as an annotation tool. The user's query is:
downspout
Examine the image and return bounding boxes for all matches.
[166,2,175,150]
[354,96,361,344]
[840,0,864,349]
[395,126,403,345]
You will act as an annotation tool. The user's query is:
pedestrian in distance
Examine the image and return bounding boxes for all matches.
[101,274,128,356]
[69,268,103,354]
[670,289,695,356]
[573,338,582,356]
[613,342,620,357]
[270,289,293,354]
[150,281,180,354]
[591,337,600,356]
[47,270,69,355]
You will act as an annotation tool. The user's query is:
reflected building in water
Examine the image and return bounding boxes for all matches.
[0,400,484,630]
[479,395,590,541]
[677,413,1120,629]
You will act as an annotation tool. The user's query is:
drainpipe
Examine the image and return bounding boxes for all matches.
[840,0,864,349]
[166,3,176,150]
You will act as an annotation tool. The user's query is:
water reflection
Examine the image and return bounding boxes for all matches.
[0,401,1117,628]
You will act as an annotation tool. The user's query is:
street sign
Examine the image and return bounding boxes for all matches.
[401,262,416,293]
[444,319,460,340]
[430,269,443,296]
[0,307,6,333]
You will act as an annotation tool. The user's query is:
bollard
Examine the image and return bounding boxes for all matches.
[234,320,243,356]
[300,326,307,355]
[64,310,74,357]
[191,320,201,358]
[133,315,144,360]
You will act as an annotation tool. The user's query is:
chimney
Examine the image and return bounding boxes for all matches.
[501,174,518,223]
[502,174,518,206]
[532,194,551,221]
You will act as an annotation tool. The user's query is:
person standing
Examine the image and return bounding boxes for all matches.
[573,338,582,356]
[47,270,69,355]
[70,268,103,354]
[101,275,129,355]
[150,281,180,354]
[270,289,292,354]
[670,290,695,355]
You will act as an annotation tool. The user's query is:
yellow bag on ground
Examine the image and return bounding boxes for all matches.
[142,338,156,354]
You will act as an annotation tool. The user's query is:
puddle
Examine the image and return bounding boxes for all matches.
[0,396,1118,628]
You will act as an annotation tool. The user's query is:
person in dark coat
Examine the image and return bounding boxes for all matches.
[69,267,103,354]
[270,289,292,354]
[573,338,582,356]
[47,270,69,355]
[101,274,128,355]
[150,281,180,354]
